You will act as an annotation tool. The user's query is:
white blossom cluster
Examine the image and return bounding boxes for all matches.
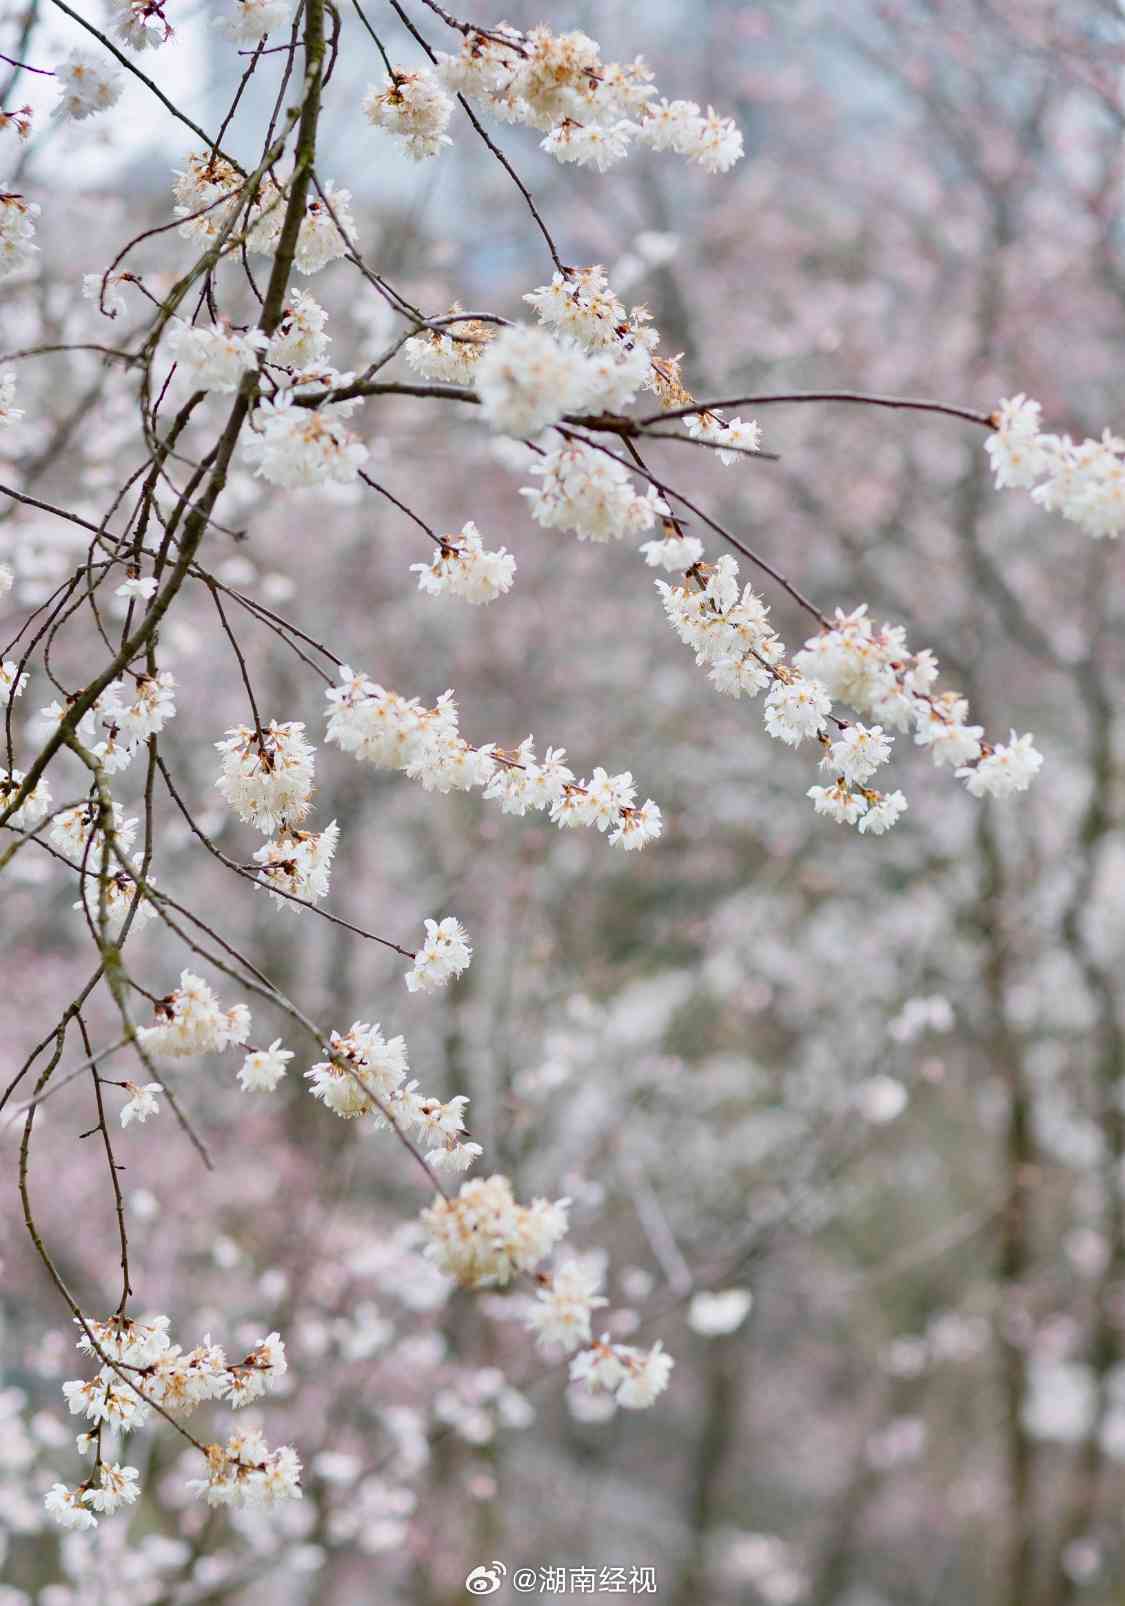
[45,1316,296,1529]
[242,392,368,488]
[435,24,742,173]
[253,819,339,909]
[421,1174,570,1286]
[0,654,28,704]
[48,798,134,862]
[0,766,51,831]
[46,798,155,929]
[795,605,1041,798]
[658,559,1041,828]
[306,1018,483,1173]
[172,156,355,274]
[189,1426,303,1507]
[252,179,355,275]
[107,0,171,52]
[363,70,455,161]
[522,438,668,542]
[685,407,763,465]
[639,527,704,570]
[526,262,658,356]
[476,323,651,436]
[525,1258,608,1352]
[216,0,295,45]
[138,969,252,1058]
[569,1337,674,1409]
[985,393,1125,540]
[0,189,39,280]
[166,321,268,393]
[119,1081,162,1126]
[237,1038,294,1092]
[172,152,245,244]
[324,665,662,849]
[405,915,472,994]
[421,1187,672,1407]
[410,521,516,604]
[268,290,331,370]
[214,719,316,831]
[0,368,22,425]
[91,671,177,774]
[52,51,123,123]
[403,308,495,384]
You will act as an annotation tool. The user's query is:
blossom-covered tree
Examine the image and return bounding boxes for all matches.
[1,0,1123,1601]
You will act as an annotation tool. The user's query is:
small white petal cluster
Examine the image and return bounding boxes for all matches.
[521,438,669,542]
[173,156,354,272]
[52,51,123,122]
[475,324,595,437]
[0,369,23,424]
[957,730,1044,798]
[237,1039,293,1092]
[0,656,27,704]
[543,118,635,171]
[421,1174,570,1287]
[685,408,762,465]
[268,290,330,370]
[166,321,268,392]
[52,1323,291,1517]
[115,573,158,601]
[689,1287,753,1336]
[83,270,130,318]
[172,153,244,243]
[410,522,516,604]
[405,915,472,994]
[763,674,834,748]
[325,666,662,849]
[0,561,12,596]
[403,308,495,384]
[525,1258,608,1353]
[570,1337,674,1409]
[986,395,1125,540]
[49,799,137,864]
[661,569,1041,824]
[305,1019,408,1120]
[0,767,51,831]
[242,393,368,488]
[525,264,659,366]
[639,98,744,173]
[119,1082,162,1127]
[479,321,656,437]
[92,671,177,774]
[107,0,171,51]
[824,723,894,785]
[81,1461,141,1514]
[138,969,252,1058]
[262,182,355,276]
[214,719,316,832]
[639,530,704,570]
[363,70,455,161]
[189,1427,302,1507]
[253,820,338,908]
[796,604,1040,806]
[47,799,154,928]
[657,554,785,699]
[305,1019,482,1173]
[436,26,741,174]
[44,1483,99,1531]
[0,190,40,281]
[217,0,294,44]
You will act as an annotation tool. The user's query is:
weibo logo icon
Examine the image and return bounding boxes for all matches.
[464,1561,508,1595]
